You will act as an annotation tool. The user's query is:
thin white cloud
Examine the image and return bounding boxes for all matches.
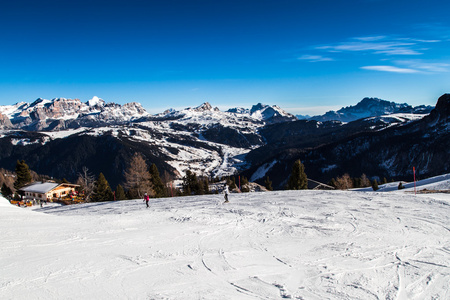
[318,40,422,55]
[361,65,419,73]
[396,60,450,73]
[354,35,387,42]
[375,48,422,55]
[298,34,447,73]
[399,38,441,43]
[298,55,334,62]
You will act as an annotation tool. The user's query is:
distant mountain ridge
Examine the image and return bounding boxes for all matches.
[300,97,434,122]
[0,96,434,131]
[0,98,296,131]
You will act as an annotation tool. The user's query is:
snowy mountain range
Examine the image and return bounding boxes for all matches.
[300,97,433,122]
[0,97,296,131]
[0,95,448,189]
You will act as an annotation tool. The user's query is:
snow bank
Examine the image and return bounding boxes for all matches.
[355,173,450,194]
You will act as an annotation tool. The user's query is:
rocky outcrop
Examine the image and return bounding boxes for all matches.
[0,113,13,129]
[433,93,450,121]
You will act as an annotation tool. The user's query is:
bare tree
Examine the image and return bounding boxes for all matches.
[76,166,95,202]
[335,173,353,190]
[360,173,371,187]
[124,153,153,199]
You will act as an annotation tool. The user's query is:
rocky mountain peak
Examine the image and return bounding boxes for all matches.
[193,102,216,112]
[435,94,450,117]
[428,93,450,122]
[250,103,267,114]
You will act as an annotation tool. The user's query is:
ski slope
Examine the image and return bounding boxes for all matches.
[1,183,449,299]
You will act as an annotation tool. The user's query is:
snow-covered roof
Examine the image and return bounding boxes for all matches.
[20,182,60,194]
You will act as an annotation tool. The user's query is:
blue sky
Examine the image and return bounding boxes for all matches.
[1,0,449,115]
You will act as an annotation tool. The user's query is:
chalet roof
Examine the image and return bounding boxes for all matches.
[19,182,79,194]
[20,182,60,194]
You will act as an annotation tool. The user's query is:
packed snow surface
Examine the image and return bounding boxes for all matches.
[1,188,449,299]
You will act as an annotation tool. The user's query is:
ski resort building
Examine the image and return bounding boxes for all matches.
[19,182,79,201]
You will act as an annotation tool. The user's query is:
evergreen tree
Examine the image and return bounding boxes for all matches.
[240,176,249,192]
[149,164,166,198]
[264,176,273,191]
[203,178,210,194]
[328,178,337,188]
[287,160,308,190]
[14,160,32,191]
[91,173,114,202]
[1,183,13,197]
[115,184,127,200]
[398,182,404,190]
[372,179,379,191]
[182,170,199,195]
[197,180,205,195]
[353,177,362,188]
[229,176,237,190]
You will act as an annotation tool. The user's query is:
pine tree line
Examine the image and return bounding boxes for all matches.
[3,157,311,202]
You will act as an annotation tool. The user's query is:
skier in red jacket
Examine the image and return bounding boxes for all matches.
[144,193,150,208]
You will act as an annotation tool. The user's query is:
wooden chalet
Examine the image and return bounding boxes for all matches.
[20,181,79,201]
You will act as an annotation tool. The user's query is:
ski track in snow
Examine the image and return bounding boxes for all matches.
[1,189,449,299]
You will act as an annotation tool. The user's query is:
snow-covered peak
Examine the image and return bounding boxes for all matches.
[227,107,249,114]
[0,102,28,118]
[87,96,105,107]
[250,103,269,114]
[249,103,297,122]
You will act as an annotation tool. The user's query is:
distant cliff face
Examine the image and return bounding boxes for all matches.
[0,113,12,128]
[1,97,149,131]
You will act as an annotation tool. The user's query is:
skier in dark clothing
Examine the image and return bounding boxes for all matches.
[144,193,150,208]
[223,184,229,203]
